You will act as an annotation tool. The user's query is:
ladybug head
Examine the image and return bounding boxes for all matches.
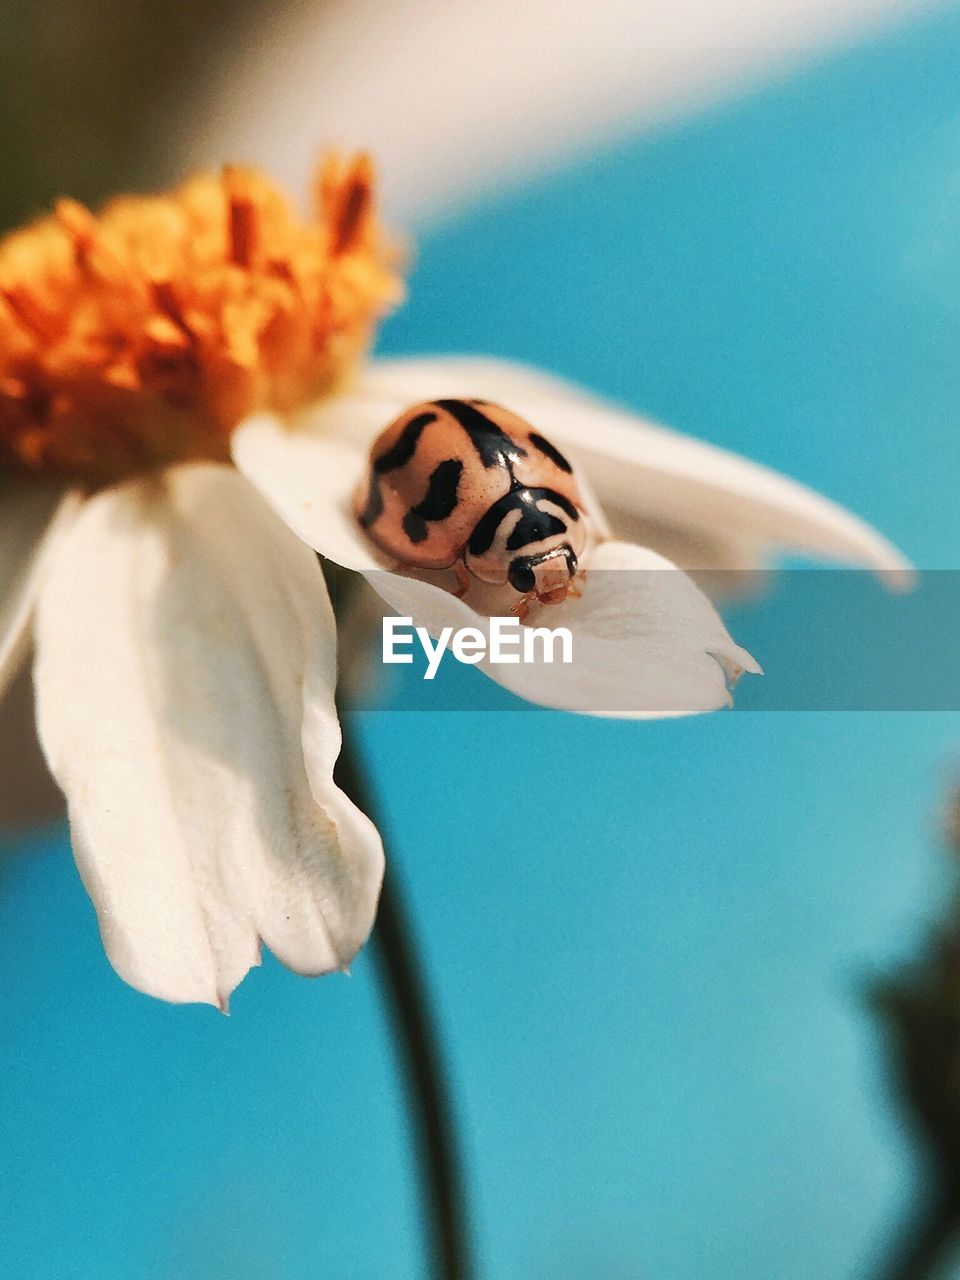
[508,545,579,604]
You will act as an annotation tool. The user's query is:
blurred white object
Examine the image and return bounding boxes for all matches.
[183,0,941,225]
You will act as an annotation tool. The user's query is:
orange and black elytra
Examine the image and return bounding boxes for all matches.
[354,398,589,616]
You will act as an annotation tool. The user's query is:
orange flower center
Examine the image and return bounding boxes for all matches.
[0,155,403,486]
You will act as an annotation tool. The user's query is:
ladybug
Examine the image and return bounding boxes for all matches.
[354,398,588,614]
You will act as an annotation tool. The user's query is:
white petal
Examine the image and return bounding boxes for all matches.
[352,357,913,585]
[0,484,78,701]
[584,501,770,601]
[187,0,932,228]
[33,464,383,1007]
[366,541,759,718]
[233,414,385,573]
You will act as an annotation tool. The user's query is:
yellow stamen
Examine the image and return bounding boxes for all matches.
[0,154,403,485]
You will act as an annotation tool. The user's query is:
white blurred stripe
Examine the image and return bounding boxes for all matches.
[182,0,941,225]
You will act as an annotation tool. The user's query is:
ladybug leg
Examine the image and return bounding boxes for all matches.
[511,592,534,623]
[453,560,472,600]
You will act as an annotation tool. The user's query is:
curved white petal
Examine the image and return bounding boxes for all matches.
[0,484,78,702]
[33,464,383,1007]
[233,421,756,717]
[186,0,933,228]
[585,501,770,601]
[234,415,386,573]
[366,542,759,718]
[302,356,911,585]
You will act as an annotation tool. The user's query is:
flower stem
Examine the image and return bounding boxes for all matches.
[335,725,474,1280]
[876,1193,960,1280]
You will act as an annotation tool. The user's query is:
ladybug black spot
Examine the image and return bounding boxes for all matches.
[528,431,573,474]
[468,487,579,557]
[505,502,567,551]
[373,411,436,473]
[434,399,528,469]
[401,458,463,544]
[360,410,437,528]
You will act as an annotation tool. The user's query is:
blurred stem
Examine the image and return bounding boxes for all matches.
[334,718,473,1280]
[877,1193,960,1280]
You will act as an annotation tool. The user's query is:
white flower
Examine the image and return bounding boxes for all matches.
[0,163,910,1007]
[1,362,909,1005]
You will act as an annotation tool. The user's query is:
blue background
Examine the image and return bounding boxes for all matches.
[4,7,960,1277]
